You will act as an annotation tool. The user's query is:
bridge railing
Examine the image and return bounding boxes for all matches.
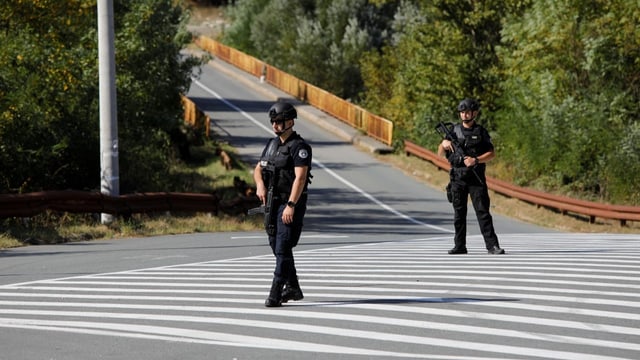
[195,36,393,146]
[182,95,210,137]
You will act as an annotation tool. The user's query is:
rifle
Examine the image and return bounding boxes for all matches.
[435,122,484,185]
[247,205,265,215]
[247,164,277,236]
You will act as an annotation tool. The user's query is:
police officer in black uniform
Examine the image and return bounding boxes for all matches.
[438,98,505,255]
[254,101,312,307]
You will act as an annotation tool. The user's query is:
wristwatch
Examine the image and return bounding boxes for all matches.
[286,201,296,208]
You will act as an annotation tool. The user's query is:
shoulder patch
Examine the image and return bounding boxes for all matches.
[298,149,309,159]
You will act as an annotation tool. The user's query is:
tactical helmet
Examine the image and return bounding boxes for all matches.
[457,98,480,112]
[269,102,297,123]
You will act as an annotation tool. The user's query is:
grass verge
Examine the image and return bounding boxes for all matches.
[0,141,262,249]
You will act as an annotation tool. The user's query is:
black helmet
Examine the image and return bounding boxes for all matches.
[457,98,480,112]
[269,102,297,122]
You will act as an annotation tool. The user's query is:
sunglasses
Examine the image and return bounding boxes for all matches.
[270,118,288,125]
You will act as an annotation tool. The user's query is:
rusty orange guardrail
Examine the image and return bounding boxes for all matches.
[195,36,393,146]
[182,95,210,137]
[3,141,637,226]
[0,191,221,218]
[404,140,640,226]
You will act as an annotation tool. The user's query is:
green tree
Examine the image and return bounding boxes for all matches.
[495,0,640,203]
[113,0,202,192]
[360,0,513,148]
[249,0,305,72]
[0,0,99,192]
[218,0,640,204]
[222,0,398,100]
[287,0,372,99]
[0,0,202,194]
[220,0,272,55]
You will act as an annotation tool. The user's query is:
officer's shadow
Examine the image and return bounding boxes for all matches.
[292,297,519,306]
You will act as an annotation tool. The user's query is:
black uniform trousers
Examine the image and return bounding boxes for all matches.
[450,168,500,251]
[268,200,306,283]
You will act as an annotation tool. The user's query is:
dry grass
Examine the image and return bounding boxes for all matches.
[184,1,227,39]
[0,212,262,248]
[377,153,640,234]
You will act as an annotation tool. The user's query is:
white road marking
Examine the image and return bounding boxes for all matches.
[193,79,453,233]
[1,233,639,359]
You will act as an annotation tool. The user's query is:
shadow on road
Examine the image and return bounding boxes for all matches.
[296,297,520,307]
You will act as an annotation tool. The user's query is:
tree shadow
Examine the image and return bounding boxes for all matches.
[303,187,452,235]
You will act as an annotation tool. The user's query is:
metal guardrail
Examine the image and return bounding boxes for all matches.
[3,145,637,225]
[182,95,210,137]
[0,77,253,220]
[0,191,221,218]
[195,36,393,146]
[404,140,640,226]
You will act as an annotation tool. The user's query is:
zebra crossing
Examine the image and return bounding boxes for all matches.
[0,232,639,359]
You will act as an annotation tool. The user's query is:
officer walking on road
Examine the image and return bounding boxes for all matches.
[254,101,312,307]
[438,98,505,255]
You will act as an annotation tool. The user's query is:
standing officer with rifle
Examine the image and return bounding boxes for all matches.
[253,101,312,307]
[437,98,505,255]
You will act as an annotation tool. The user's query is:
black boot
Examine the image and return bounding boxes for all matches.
[265,279,284,307]
[281,277,304,303]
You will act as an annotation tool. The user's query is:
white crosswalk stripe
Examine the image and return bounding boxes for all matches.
[0,233,639,359]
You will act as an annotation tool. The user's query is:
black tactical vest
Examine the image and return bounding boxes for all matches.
[260,134,311,197]
[454,123,484,158]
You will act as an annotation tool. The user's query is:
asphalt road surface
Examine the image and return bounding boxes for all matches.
[0,57,638,360]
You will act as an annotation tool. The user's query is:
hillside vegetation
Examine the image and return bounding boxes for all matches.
[220,0,640,206]
[0,0,202,194]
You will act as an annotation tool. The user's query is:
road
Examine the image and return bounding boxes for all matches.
[0,57,638,360]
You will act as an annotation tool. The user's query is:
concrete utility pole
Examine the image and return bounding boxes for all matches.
[97,0,119,224]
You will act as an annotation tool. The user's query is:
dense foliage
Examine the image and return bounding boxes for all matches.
[0,0,202,194]
[495,0,640,202]
[222,0,640,204]
[223,0,398,100]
